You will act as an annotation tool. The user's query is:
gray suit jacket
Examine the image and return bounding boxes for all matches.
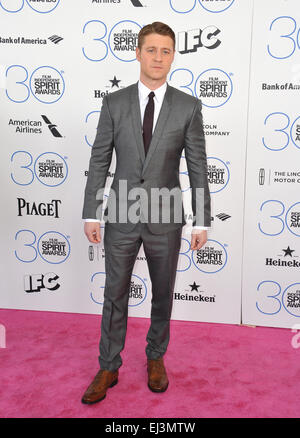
[82,82,211,235]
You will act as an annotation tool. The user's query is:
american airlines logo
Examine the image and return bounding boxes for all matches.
[41,115,63,138]
[130,0,144,6]
[48,35,64,44]
[91,0,146,6]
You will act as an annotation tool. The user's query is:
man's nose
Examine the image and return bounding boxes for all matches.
[154,51,162,61]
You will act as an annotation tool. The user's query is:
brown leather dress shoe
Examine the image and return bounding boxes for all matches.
[147,358,169,393]
[81,369,118,404]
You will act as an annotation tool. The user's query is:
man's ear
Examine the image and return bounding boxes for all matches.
[136,46,141,62]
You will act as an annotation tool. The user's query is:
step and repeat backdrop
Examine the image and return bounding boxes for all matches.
[0,0,298,328]
[242,0,300,328]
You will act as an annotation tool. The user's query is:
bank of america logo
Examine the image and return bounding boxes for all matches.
[41,115,62,138]
[48,35,63,44]
[216,213,231,221]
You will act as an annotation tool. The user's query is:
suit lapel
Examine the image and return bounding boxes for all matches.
[142,83,172,175]
[129,82,173,174]
[130,82,145,164]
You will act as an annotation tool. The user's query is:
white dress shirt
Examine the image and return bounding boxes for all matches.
[138,80,167,134]
[85,80,209,233]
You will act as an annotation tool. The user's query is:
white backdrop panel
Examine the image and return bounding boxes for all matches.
[242,0,300,328]
[0,0,252,325]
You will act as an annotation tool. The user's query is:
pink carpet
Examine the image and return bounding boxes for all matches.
[0,308,299,418]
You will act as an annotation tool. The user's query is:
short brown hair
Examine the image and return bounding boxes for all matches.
[137,22,175,50]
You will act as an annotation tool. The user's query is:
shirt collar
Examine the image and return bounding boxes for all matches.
[138,80,167,104]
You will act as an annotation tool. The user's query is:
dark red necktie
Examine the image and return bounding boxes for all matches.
[142,91,155,155]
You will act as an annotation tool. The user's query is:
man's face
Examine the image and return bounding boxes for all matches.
[136,33,175,83]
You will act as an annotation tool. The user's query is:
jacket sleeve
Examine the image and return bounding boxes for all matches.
[184,99,211,227]
[82,95,114,220]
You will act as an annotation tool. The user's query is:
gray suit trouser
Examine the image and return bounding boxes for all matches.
[99,221,183,371]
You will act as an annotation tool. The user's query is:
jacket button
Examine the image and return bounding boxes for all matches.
[140,178,144,183]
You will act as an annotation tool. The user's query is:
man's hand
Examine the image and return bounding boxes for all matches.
[190,230,207,251]
[84,222,101,244]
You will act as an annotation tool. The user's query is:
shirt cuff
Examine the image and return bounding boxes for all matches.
[84,219,101,223]
[191,226,209,233]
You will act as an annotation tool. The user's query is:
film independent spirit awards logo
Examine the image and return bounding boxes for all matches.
[283,284,300,317]
[110,21,141,62]
[195,68,233,108]
[169,0,235,14]
[192,239,228,274]
[90,272,147,307]
[179,155,230,194]
[35,152,68,187]
[0,0,61,13]
[30,67,65,103]
[82,18,142,62]
[37,231,70,264]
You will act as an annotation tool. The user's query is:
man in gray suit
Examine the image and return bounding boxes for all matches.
[81,22,211,404]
